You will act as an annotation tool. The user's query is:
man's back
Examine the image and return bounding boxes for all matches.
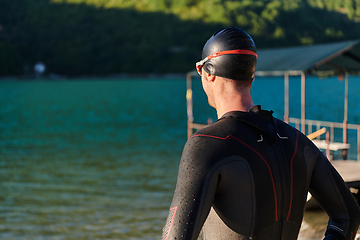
[162,106,360,240]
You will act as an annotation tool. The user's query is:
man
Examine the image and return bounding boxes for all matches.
[162,27,360,240]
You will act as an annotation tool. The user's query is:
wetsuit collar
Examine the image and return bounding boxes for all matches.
[218,105,278,142]
[248,105,262,113]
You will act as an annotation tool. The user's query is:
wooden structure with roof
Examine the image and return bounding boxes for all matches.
[255,40,360,160]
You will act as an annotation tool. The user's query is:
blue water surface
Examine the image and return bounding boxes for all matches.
[0,76,359,239]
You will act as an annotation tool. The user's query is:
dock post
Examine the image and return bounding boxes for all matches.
[342,72,349,160]
[326,131,331,160]
[357,126,360,162]
[301,72,306,134]
[284,73,289,123]
[186,73,194,138]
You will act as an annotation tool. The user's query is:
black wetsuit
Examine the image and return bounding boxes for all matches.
[162,106,360,240]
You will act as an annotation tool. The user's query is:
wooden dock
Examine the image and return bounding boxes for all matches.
[332,160,360,189]
[307,160,360,210]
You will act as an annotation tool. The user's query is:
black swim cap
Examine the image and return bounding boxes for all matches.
[197,27,257,81]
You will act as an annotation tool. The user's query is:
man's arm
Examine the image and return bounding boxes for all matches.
[162,136,219,240]
[309,153,360,240]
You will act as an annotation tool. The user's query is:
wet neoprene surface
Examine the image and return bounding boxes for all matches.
[162,106,360,240]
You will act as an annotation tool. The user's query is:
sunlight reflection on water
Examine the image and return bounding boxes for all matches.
[1,77,359,239]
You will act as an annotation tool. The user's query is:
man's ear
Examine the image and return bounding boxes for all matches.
[207,73,216,83]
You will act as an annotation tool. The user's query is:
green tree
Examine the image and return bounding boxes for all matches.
[1,0,360,76]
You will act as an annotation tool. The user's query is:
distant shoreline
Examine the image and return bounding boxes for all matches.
[0,72,187,81]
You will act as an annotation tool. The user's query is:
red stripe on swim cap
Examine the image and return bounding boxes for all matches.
[207,49,257,60]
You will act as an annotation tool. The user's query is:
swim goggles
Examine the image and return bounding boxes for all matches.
[195,49,257,75]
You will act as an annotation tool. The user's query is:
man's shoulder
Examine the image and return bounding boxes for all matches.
[184,121,234,152]
[273,117,320,149]
[273,117,301,134]
[188,127,225,142]
[189,118,235,139]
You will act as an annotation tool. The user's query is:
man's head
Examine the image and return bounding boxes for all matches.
[197,27,257,115]
[196,27,257,81]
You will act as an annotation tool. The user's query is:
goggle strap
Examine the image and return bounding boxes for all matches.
[196,49,257,75]
[207,49,257,60]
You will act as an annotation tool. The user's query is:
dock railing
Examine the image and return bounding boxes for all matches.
[186,71,360,162]
[288,117,360,161]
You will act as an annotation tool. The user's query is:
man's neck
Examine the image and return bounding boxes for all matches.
[215,92,254,118]
[205,74,254,118]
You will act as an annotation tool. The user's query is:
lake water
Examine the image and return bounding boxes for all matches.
[1,76,359,239]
